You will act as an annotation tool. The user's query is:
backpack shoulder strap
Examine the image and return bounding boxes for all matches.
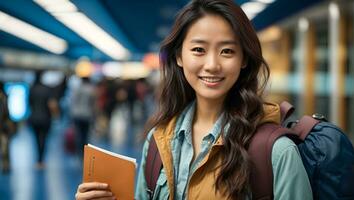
[279,101,320,140]
[145,135,163,198]
[292,115,320,140]
[248,123,293,200]
[279,101,295,123]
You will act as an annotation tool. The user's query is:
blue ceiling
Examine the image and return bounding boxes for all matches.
[0,0,323,62]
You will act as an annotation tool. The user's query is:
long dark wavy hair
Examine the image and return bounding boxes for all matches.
[144,0,270,199]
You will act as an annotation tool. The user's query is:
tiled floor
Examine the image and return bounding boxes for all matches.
[0,117,143,200]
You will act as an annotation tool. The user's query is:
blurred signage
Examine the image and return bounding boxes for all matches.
[5,82,29,122]
[102,61,151,79]
[0,48,72,70]
[142,53,159,69]
[75,58,94,77]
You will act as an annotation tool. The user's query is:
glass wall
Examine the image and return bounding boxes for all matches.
[260,0,353,141]
[346,2,354,140]
[288,28,301,117]
[314,19,330,119]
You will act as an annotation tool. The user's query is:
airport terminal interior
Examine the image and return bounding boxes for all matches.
[0,0,353,199]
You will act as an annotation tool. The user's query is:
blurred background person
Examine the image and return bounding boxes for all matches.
[70,76,96,158]
[51,75,68,120]
[28,71,54,169]
[93,79,110,140]
[108,82,130,150]
[0,81,16,173]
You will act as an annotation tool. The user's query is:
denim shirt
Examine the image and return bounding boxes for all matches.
[135,103,313,200]
[171,102,224,199]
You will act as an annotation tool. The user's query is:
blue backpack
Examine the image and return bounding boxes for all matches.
[145,101,354,200]
[248,101,354,200]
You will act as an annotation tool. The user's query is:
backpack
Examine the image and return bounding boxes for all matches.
[248,101,354,200]
[145,101,354,200]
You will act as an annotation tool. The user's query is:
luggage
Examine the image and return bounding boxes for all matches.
[64,126,76,154]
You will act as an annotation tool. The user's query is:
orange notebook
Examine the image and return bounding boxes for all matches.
[83,144,136,200]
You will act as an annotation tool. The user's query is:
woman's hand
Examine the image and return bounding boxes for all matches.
[75,182,116,200]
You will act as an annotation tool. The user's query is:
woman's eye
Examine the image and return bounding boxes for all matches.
[191,47,205,53]
[221,49,234,55]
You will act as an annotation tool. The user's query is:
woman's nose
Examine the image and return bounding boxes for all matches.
[204,53,220,72]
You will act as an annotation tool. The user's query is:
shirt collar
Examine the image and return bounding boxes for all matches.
[174,101,225,144]
[209,112,224,143]
[175,101,195,143]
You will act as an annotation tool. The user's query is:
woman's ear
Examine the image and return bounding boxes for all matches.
[241,58,248,69]
[176,56,183,67]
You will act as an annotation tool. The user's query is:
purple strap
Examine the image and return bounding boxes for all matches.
[293,115,320,140]
[145,136,163,198]
[248,123,296,200]
[280,101,295,122]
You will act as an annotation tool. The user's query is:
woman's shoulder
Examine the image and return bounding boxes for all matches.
[273,136,297,152]
[271,136,299,165]
[271,137,313,199]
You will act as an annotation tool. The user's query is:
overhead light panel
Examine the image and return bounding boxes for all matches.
[254,0,276,4]
[33,0,77,13]
[329,2,339,20]
[241,0,276,20]
[34,0,131,60]
[0,11,67,54]
[298,17,309,32]
[102,61,123,78]
[241,2,267,20]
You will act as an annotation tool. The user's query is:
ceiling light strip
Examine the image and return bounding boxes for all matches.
[34,0,130,60]
[241,0,276,20]
[0,11,67,54]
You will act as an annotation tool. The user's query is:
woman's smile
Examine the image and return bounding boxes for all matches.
[199,76,225,87]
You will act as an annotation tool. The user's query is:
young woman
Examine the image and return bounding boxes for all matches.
[75,0,312,199]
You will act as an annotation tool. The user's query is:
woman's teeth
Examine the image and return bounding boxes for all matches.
[200,77,223,83]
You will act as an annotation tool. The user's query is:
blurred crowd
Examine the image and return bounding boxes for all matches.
[0,70,158,172]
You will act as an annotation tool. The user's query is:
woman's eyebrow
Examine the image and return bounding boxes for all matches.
[190,39,238,46]
[190,39,208,44]
[218,40,238,45]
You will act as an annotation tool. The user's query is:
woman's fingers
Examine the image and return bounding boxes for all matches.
[78,190,114,199]
[75,182,115,200]
[91,197,116,200]
[78,182,109,192]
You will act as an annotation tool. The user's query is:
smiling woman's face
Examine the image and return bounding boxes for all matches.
[177,14,245,104]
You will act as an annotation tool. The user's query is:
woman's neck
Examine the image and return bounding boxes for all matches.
[194,97,223,126]
[191,97,224,159]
